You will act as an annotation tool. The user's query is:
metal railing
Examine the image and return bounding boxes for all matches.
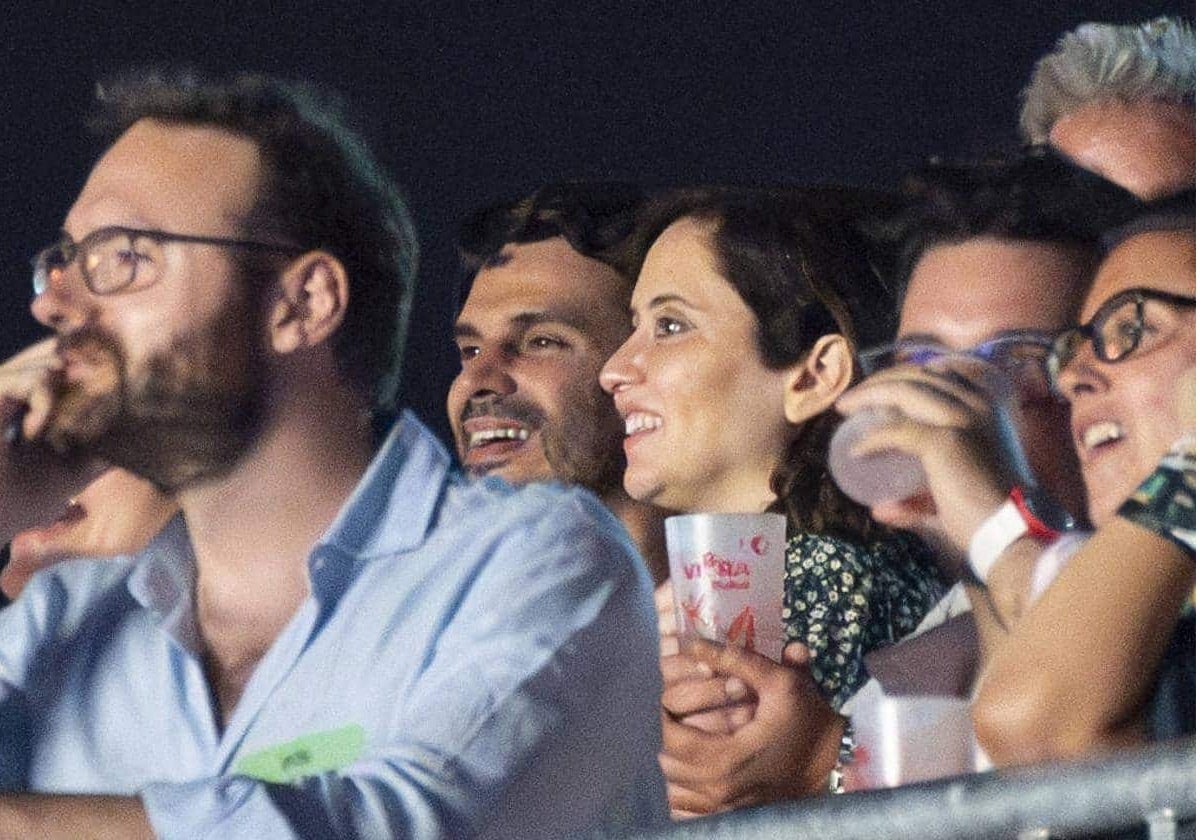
[626,739,1195,840]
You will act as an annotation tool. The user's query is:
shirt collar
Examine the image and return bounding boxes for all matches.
[125,410,453,620]
[314,409,452,562]
[127,515,200,649]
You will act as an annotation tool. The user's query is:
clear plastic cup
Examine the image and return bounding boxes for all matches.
[828,407,927,507]
[842,690,977,790]
[665,512,787,661]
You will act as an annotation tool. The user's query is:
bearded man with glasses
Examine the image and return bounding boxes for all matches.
[0,72,665,838]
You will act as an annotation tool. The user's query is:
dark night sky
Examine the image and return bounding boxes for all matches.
[1,0,1191,445]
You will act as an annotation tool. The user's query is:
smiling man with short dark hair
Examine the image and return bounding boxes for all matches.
[448,183,669,582]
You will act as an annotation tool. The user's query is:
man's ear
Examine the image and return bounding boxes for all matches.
[267,252,350,355]
[783,333,855,425]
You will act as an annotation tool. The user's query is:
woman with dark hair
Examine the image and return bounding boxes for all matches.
[600,187,945,812]
[971,200,1195,765]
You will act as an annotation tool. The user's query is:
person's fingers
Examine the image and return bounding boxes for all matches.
[781,641,811,666]
[840,376,991,428]
[664,779,718,819]
[660,713,721,768]
[678,699,757,734]
[660,633,679,657]
[655,580,679,639]
[680,638,789,689]
[861,355,999,395]
[0,343,62,445]
[677,707,739,734]
[0,339,58,374]
[855,418,1012,545]
[849,412,941,460]
[662,675,751,717]
[852,414,1011,491]
[838,363,995,421]
[924,354,1009,396]
[693,640,841,731]
[660,743,740,810]
[22,379,56,441]
[0,562,29,601]
[0,341,60,402]
[660,652,713,686]
[654,580,674,615]
[658,610,677,639]
[723,701,754,730]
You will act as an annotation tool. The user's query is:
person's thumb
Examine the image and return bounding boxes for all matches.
[782,641,812,667]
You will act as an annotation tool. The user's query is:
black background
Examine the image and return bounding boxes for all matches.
[1,0,1190,446]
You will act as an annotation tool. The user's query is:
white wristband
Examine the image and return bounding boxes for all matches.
[968,499,1027,583]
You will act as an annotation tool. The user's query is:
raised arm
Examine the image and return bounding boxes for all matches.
[0,340,100,544]
[834,357,1044,628]
[972,446,1195,765]
[972,519,1192,763]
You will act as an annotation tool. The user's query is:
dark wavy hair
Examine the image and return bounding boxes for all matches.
[89,69,419,411]
[1101,187,1196,253]
[636,186,901,542]
[887,148,1140,308]
[456,181,649,308]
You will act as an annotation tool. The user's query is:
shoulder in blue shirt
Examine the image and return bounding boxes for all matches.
[0,411,667,838]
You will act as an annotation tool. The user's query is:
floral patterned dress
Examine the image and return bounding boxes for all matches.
[782,531,945,710]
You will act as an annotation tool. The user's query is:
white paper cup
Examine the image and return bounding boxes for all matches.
[665,512,787,661]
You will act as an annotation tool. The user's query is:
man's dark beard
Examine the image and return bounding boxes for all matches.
[541,383,627,500]
[40,301,265,493]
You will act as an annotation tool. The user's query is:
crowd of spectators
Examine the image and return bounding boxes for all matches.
[0,14,1192,839]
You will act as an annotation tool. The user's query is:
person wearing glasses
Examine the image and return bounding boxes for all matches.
[836,152,1137,635]
[972,194,1195,765]
[828,152,1139,782]
[0,72,665,837]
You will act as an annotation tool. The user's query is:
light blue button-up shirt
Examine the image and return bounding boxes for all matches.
[0,412,666,838]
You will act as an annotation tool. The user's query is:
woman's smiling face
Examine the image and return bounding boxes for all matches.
[1056,228,1196,524]
[600,217,796,514]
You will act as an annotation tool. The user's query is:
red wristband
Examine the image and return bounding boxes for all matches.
[1009,486,1061,542]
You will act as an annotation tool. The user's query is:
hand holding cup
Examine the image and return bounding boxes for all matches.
[665,513,787,661]
[833,356,1028,556]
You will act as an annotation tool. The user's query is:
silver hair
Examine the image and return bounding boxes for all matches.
[1020,16,1195,144]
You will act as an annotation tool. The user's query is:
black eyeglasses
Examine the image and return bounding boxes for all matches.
[31,226,304,296]
[858,332,1057,402]
[1048,288,1196,396]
